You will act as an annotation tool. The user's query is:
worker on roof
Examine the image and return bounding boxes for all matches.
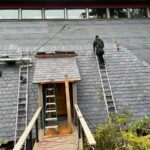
[93,35,105,68]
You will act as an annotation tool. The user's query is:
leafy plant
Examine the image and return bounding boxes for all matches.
[0,139,8,150]
[92,111,150,150]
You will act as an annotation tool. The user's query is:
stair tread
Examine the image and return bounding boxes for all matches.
[46,110,56,113]
[47,88,54,91]
[45,118,57,121]
[46,103,56,105]
[18,115,26,117]
[46,95,55,98]
[45,125,58,129]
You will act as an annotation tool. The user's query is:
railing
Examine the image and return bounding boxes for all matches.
[74,104,96,150]
[13,107,43,150]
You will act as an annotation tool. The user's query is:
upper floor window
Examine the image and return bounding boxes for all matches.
[22,10,42,19]
[0,9,18,19]
[130,8,147,18]
[67,9,86,19]
[110,8,127,18]
[89,8,107,19]
[45,9,64,19]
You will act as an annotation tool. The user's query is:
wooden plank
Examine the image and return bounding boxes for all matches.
[13,107,42,150]
[74,104,96,146]
[33,78,81,84]
[64,75,72,126]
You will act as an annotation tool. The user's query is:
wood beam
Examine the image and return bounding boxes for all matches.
[0,2,150,9]
[64,75,72,128]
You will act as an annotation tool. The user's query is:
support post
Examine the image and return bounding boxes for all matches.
[38,84,43,107]
[64,8,67,19]
[40,110,44,129]
[18,8,22,20]
[29,130,32,150]
[106,8,110,19]
[64,75,72,128]
[86,8,89,19]
[38,84,44,129]
[42,8,45,20]
[146,8,150,18]
[78,119,81,138]
[73,82,77,124]
[35,119,39,142]
[127,8,131,18]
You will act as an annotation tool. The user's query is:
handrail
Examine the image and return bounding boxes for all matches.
[74,104,96,147]
[13,107,42,150]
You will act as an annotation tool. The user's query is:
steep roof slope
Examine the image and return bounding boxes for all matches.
[105,46,150,120]
[0,19,150,140]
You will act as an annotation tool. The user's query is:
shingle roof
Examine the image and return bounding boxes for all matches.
[0,19,150,140]
[33,57,80,83]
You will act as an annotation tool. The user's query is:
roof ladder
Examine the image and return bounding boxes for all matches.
[14,52,30,149]
[44,85,58,133]
[96,56,117,118]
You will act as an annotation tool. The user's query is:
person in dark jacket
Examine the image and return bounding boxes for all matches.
[93,35,105,68]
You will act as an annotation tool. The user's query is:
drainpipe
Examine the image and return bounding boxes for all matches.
[106,8,110,19]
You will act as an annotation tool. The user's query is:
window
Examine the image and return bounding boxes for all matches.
[110,8,127,18]
[130,8,147,18]
[22,10,42,19]
[0,9,18,19]
[67,9,86,19]
[45,9,64,19]
[88,8,107,19]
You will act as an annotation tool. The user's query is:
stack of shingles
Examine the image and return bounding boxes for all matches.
[105,46,150,120]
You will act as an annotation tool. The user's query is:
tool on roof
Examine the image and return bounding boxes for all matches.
[44,83,58,133]
[14,52,30,150]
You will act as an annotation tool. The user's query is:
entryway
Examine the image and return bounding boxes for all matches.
[42,82,74,137]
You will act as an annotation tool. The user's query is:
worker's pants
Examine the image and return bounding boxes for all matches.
[97,54,104,65]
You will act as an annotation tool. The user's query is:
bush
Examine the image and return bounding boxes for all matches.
[93,112,150,150]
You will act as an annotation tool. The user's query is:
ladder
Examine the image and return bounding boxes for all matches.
[14,52,30,149]
[96,56,117,118]
[44,85,58,132]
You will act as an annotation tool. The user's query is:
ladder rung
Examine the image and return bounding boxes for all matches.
[19,91,26,94]
[18,122,25,124]
[19,102,26,105]
[45,125,58,129]
[18,109,26,111]
[46,110,56,113]
[108,106,115,108]
[107,100,113,102]
[100,70,106,72]
[106,95,112,97]
[18,115,26,118]
[46,103,56,106]
[46,95,55,98]
[45,118,57,121]
[47,88,54,91]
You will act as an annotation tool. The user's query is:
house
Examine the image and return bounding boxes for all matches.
[0,0,150,149]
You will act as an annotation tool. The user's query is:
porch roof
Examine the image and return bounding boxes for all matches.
[33,56,81,83]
